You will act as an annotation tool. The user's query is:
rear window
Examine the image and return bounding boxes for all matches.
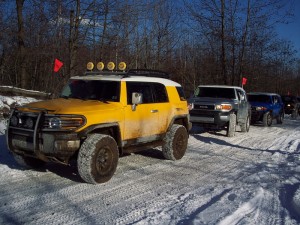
[194,87,236,99]
[282,96,297,102]
[248,95,271,103]
[176,86,186,101]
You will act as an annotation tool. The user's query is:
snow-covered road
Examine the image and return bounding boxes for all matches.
[0,117,300,224]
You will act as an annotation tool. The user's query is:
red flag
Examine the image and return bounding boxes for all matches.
[242,77,247,85]
[53,58,63,72]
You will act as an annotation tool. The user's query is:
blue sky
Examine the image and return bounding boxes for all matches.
[275,1,300,56]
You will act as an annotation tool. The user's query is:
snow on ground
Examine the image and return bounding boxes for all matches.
[0,95,300,224]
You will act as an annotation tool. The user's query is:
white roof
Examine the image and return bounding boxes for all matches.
[198,85,244,90]
[71,75,181,87]
[248,92,280,96]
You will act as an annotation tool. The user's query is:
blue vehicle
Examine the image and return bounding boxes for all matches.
[248,92,284,126]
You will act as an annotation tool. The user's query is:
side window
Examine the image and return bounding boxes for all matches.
[153,83,169,103]
[126,81,169,104]
[126,82,154,104]
[237,90,246,101]
[142,84,153,103]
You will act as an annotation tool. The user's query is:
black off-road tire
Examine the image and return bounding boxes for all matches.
[226,114,236,137]
[240,115,250,132]
[263,112,272,126]
[13,154,45,169]
[162,124,188,160]
[77,134,119,184]
[276,112,284,124]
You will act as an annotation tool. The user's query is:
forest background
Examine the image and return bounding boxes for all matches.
[0,0,299,97]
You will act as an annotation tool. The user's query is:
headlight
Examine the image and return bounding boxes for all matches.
[49,117,61,129]
[215,104,232,111]
[44,115,86,131]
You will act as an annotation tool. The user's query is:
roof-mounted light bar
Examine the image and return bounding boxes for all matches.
[87,62,94,71]
[97,62,104,71]
[118,62,126,71]
[86,61,127,72]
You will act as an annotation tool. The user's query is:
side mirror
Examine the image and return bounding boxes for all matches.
[239,94,245,101]
[131,92,143,111]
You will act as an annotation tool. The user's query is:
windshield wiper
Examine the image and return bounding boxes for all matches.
[60,95,69,99]
[98,98,109,103]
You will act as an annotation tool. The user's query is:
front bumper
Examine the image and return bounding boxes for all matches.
[250,110,264,122]
[6,108,81,163]
[284,107,295,114]
[7,130,80,162]
[189,110,231,129]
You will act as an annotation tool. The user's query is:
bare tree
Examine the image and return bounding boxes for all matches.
[0,0,299,97]
[69,0,80,77]
[16,0,29,89]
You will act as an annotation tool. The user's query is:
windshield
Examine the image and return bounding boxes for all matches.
[194,87,236,99]
[282,96,297,103]
[60,80,120,102]
[248,95,271,103]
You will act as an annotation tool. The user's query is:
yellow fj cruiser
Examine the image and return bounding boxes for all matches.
[6,62,190,184]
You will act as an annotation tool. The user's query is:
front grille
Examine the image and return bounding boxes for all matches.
[193,104,215,110]
[190,110,215,118]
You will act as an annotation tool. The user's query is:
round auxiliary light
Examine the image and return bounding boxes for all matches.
[107,62,115,71]
[87,62,94,71]
[118,62,126,71]
[25,117,34,129]
[10,115,18,126]
[97,62,104,71]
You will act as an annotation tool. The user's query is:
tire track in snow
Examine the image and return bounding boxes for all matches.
[217,187,280,225]
[1,118,300,224]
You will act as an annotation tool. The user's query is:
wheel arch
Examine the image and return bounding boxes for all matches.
[78,123,123,154]
[167,115,190,133]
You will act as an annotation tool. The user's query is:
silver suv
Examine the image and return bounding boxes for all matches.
[188,85,251,137]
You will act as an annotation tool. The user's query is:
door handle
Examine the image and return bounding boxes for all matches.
[151,109,158,113]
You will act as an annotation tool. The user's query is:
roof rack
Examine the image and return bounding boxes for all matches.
[84,70,126,76]
[81,69,171,79]
[127,69,170,79]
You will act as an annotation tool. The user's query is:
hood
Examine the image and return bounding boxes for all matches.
[22,98,120,114]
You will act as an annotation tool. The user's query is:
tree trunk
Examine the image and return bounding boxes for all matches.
[238,0,250,85]
[16,0,29,89]
[221,0,227,85]
[69,0,80,77]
